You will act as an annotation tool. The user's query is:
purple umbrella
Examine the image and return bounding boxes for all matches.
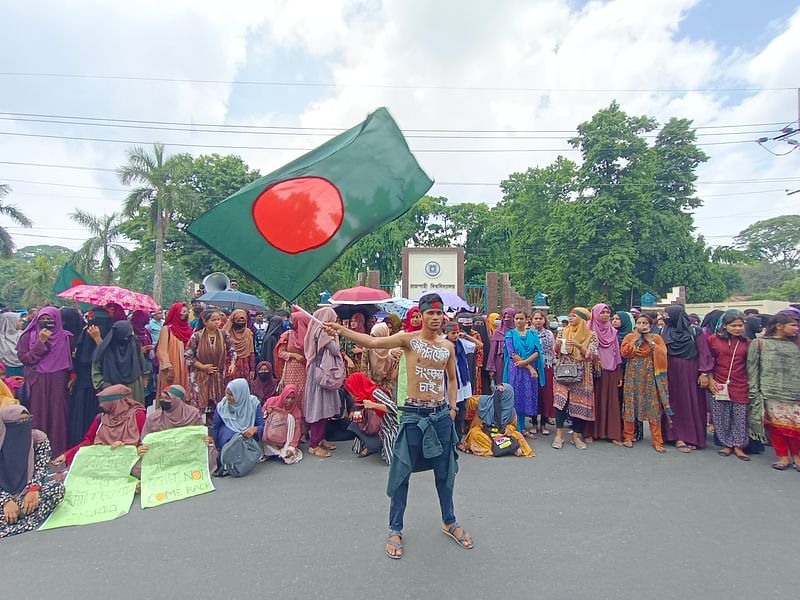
[413,289,477,312]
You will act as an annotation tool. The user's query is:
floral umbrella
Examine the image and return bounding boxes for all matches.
[330,286,391,304]
[58,285,159,312]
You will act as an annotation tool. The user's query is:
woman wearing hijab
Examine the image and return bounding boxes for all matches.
[747,312,800,470]
[304,306,344,458]
[130,310,156,406]
[487,312,500,338]
[1,405,65,538]
[660,304,714,452]
[612,311,639,440]
[104,302,127,323]
[552,307,598,450]
[69,309,111,446]
[464,386,534,457]
[262,384,304,465]
[0,312,23,377]
[588,303,623,445]
[341,312,367,376]
[386,313,403,336]
[222,309,255,383]
[137,385,216,472]
[156,302,193,393]
[703,311,751,460]
[250,360,277,402]
[257,315,285,371]
[211,378,264,476]
[92,320,150,405]
[700,310,724,336]
[53,384,146,467]
[16,307,73,457]
[275,310,310,420]
[345,373,399,463]
[185,310,236,424]
[531,310,555,435]
[404,307,423,333]
[469,316,491,395]
[486,309,515,385]
[503,311,545,439]
[620,314,672,451]
[366,322,402,394]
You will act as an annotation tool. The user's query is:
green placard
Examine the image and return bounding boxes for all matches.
[140,426,214,509]
[40,445,139,530]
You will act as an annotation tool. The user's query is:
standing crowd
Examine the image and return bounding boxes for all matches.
[1,296,799,539]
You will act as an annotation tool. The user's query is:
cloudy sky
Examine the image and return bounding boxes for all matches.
[1,0,798,253]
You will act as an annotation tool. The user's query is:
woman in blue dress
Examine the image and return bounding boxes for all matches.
[503,311,545,439]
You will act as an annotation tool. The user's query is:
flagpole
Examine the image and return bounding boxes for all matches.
[292,304,323,325]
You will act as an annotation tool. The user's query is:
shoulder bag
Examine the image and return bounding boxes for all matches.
[712,338,740,401]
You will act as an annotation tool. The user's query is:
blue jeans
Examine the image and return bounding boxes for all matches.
[388,410,456,533]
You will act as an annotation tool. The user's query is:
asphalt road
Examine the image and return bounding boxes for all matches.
[3,432,798,600]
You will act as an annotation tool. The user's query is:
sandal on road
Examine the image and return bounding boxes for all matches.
[676,442,693,453]
[309,446,331,458]
[442,522,474,550]
[385,533,403,559]
[320,441,337,451]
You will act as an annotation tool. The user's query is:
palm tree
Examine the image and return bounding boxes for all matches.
[69,210,129,285]
[13,255,59,305]
[0,184,34,257]
[117,144,189,305]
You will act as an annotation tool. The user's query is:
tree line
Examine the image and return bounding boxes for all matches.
[1,102,798,310]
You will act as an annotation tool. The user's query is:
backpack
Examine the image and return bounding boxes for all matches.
[482,389,519,457]
[263,409,289,446]
[314,334,345,390]
[219,433,261,477]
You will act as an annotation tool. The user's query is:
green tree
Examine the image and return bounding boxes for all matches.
[69,210,129,284]
[0,184,34,257]
[760,276,800,301]
[734,215,800,270]
[117,144,193,305]
[11,255,64,306]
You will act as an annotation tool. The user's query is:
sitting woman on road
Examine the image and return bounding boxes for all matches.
[249,360,277,403]
[211,378,264,476]
[620,314,672,452]
[345,372,398,464]
[137,385,216,472]
[1,405,65,538]
[52,384,146,467]
[262,384,303,465]
[747,312,800,471]
[464,385,533,457]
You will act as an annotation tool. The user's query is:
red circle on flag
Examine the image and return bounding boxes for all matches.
[71,278,85,287]
[252,177,344,254]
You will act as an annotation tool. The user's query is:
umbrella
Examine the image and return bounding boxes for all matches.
[330,286,391,304]
[377,297,415,319]
[413,289,477,312]
[58,285,159,312]
[197,290,266,312]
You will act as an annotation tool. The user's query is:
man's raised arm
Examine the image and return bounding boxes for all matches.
[324,322,409,350]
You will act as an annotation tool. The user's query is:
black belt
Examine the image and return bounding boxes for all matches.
[400,404,447,414]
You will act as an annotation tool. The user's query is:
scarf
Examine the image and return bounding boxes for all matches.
[386,313,403,335]
[744,316,763,340]
[615,311,635,345]
[662,305,697,359]
[60,307,85,343]
[250,360,277,400]
[130,310,152,348]
[453,337,471,390]
[621,332,669,404]
[562,307,592,360]
[503,328,545,385]
[471,318,491,368]
[217,378,260,433]
[404,307,422,332]
[304,306,338,363]
[223,309,254,358]
[589,303,622,370]
[368,322,395,381]
[700,310,724,335]
[94,320,143,385]
[76,309,113,367]
[344,372,380,402]
[258,316,285,367]
[95,385,144,446]
[287,310,310,353]
[0,405,43,496]
[142,385,202,437]
[106,303,127,323]
[20,306,73,374]
[263,383,303,423]
[0,312,22,368]
[477,386,515,429]
[164,302,193,345]
[491,308,515,342]
[349,312,366,333]
[533,325,556,368]
[487,312,500,337]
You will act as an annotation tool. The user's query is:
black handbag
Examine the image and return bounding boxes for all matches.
[554,361,584,384]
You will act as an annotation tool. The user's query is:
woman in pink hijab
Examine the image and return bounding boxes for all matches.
[587,303,623,444]
[16,307,73,457]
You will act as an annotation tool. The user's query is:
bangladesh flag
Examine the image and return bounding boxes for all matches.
[53,258,91,295]
[187,107,433,300]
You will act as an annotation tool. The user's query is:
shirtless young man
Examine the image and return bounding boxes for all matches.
[325,293,474,559]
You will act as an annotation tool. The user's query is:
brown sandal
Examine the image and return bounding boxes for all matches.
[309,446,331,458]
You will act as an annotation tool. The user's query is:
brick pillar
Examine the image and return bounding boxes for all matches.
[357,272,366,286]
[486,272,499,314]
[367,270,381,290]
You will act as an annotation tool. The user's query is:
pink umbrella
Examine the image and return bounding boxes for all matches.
[57,285,159,312]
[330,286,391,304]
